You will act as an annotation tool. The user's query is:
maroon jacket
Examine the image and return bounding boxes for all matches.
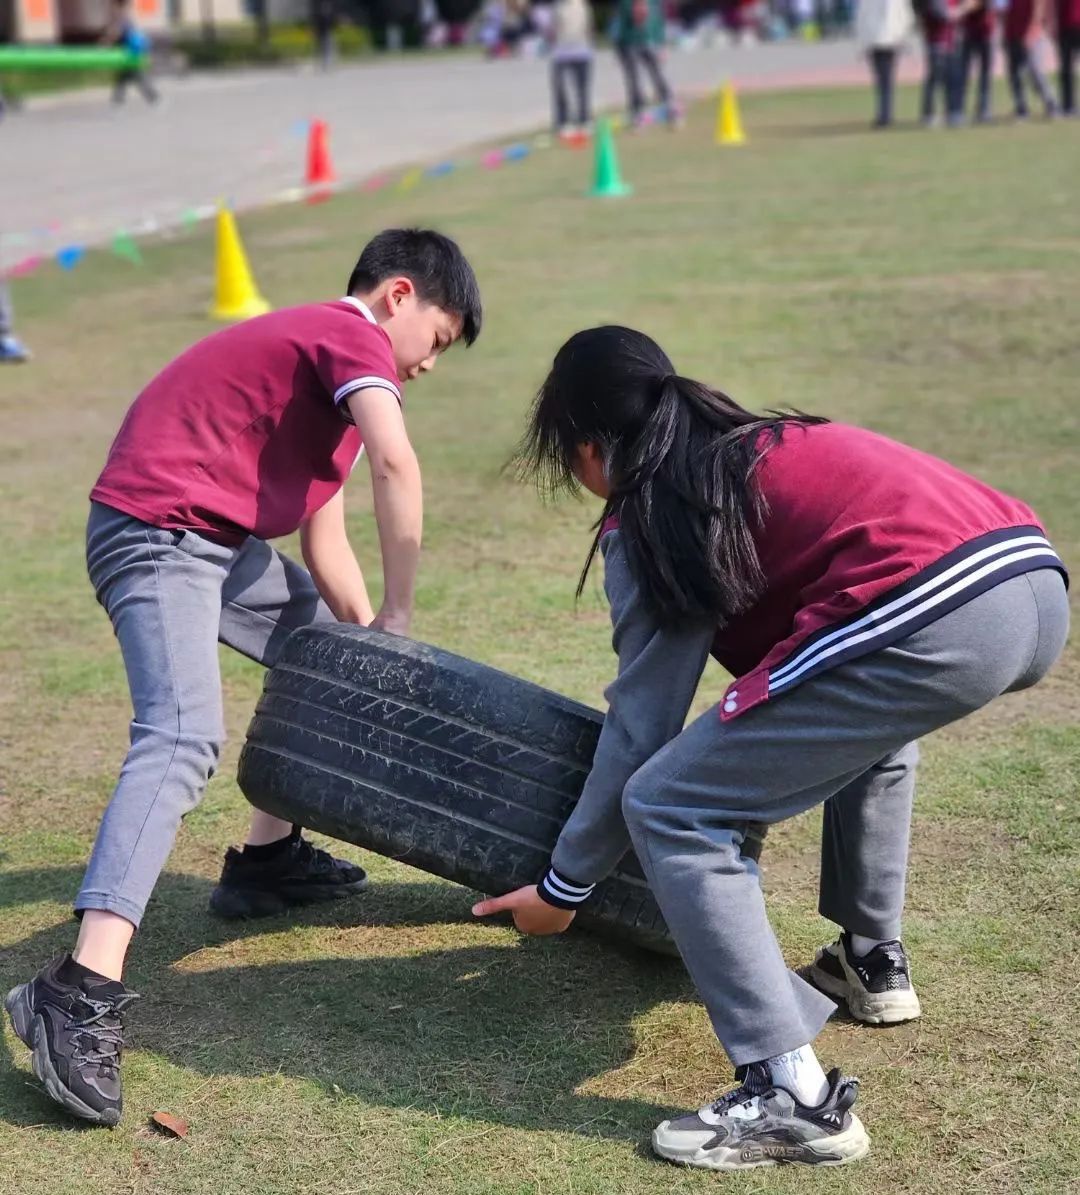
[605,422,1066,722]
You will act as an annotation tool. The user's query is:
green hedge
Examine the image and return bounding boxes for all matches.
[173,23,375,69]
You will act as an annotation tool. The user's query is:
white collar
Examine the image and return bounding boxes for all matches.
[340,296,378,324]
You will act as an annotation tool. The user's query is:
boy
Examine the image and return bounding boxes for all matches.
[4,228,482,1127]
[611,0,679,128]
[917,0,964,125]
[959,0,995,120]
[1004,0,1058,117]
[1055,0,1080,114]
[104,0,159,106]
[0,279,31,363]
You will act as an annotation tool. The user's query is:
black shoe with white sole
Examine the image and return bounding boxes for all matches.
[5,956,138,1126]
[652,1062,869,1171]
[209,834,368,919]
[802,932,921,1025]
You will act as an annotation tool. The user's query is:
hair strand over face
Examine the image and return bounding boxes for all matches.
[516,326,828,625]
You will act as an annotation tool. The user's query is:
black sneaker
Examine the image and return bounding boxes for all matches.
[802,932,921,1025]
[209,835,368,919]
[652,1062,869,1171]
[4,956,138,1126]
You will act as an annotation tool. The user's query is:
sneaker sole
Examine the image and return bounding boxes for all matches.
[208,876,369,920]
[652,1112,870,1171]
[803,960,922,1025]
[4,984,120,1127]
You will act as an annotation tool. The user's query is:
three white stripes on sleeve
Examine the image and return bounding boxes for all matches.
[538,866,596,910]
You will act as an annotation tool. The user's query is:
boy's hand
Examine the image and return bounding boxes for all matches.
[371,606,411,636]
[472,886,576,936]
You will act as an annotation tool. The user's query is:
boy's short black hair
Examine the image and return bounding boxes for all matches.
[347,229,482,346]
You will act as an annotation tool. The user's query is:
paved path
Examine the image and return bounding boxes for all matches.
[2,40,904,253]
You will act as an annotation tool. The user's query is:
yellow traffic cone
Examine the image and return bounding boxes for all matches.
[715,82,746,147]
[209,207,271,322]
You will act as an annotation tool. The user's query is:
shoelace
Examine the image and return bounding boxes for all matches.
[295,838,338,875]
[708,1066,771,1118]
[67,991,140,1073]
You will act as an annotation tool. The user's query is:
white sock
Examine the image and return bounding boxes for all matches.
[767,1044,830,1107]
[849,933,891,958]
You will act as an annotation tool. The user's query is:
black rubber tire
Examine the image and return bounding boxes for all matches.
[236,624,681,955]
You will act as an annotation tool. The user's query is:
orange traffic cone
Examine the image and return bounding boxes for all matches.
[305,119,335,202]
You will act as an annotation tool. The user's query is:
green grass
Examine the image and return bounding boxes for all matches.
[1,86,1078,1194]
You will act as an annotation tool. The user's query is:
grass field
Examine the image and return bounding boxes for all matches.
[1,86,1078,1195]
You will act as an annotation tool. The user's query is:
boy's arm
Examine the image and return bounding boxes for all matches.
[346,387,422,637]
[299,488,375,626]
[473,530,713,931]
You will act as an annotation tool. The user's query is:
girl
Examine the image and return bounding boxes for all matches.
[855,0,915,127]
[474,325,1069,1171]
[549,0,595,139]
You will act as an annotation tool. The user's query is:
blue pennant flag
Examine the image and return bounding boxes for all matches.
[56,245,86,271]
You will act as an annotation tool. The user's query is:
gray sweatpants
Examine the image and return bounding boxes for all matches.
[621,569,1069,1065]
[79,501,336,927]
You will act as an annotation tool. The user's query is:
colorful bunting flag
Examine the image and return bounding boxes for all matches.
[112,232,143,266]
[56,245,86,271]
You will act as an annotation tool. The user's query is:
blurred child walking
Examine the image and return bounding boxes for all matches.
[549,0,595,139]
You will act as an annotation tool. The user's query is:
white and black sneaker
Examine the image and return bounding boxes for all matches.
[5,955,139,1126]
[803,932,921,1025]
[652,1062,869,1171]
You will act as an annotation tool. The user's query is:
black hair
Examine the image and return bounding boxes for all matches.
[517,325,828,626]
[347,228,482,346]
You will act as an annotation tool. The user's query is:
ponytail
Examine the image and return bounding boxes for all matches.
[518,326,827,626]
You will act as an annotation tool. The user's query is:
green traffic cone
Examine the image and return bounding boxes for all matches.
[589,118,633,198]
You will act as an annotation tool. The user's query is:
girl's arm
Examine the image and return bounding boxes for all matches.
[474,529,713,933]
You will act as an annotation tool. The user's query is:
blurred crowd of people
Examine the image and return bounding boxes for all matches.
[858,0,1078,125]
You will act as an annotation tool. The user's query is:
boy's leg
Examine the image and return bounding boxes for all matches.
[135,69,159,104]
[976,38,992,118]
[551,60,570,130]
[639,46,672,105]
[1027,38,1058,112]
[76,511,234,934]
[4,507,234,1126]
[617,45,645,116]
[958,39,974,113]
[0,282,12,336]
[921,43,939,120]
[210,537,368,916]
[1060,33,1076,113]
[1006,41,1027,114]
[572,58,590,125]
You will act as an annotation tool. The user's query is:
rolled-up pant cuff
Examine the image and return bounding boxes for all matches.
[74,891,145,930]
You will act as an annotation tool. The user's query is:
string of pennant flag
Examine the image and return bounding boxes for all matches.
[0,92,712,284]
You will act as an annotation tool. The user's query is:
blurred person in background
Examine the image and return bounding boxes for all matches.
[856,0,914,126]
[1054,0,1080,113]
[0,280,30,364]
[915,0,964,125]
[549,0,595,138]
[1003,0,1058,116]
[958,0,995,119]
[104,0,159,106]
[612,0,680,126]
[312,0,339,68]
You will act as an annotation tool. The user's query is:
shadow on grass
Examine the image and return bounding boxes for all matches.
[0,867,694,1140]
[754,119,929,140]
